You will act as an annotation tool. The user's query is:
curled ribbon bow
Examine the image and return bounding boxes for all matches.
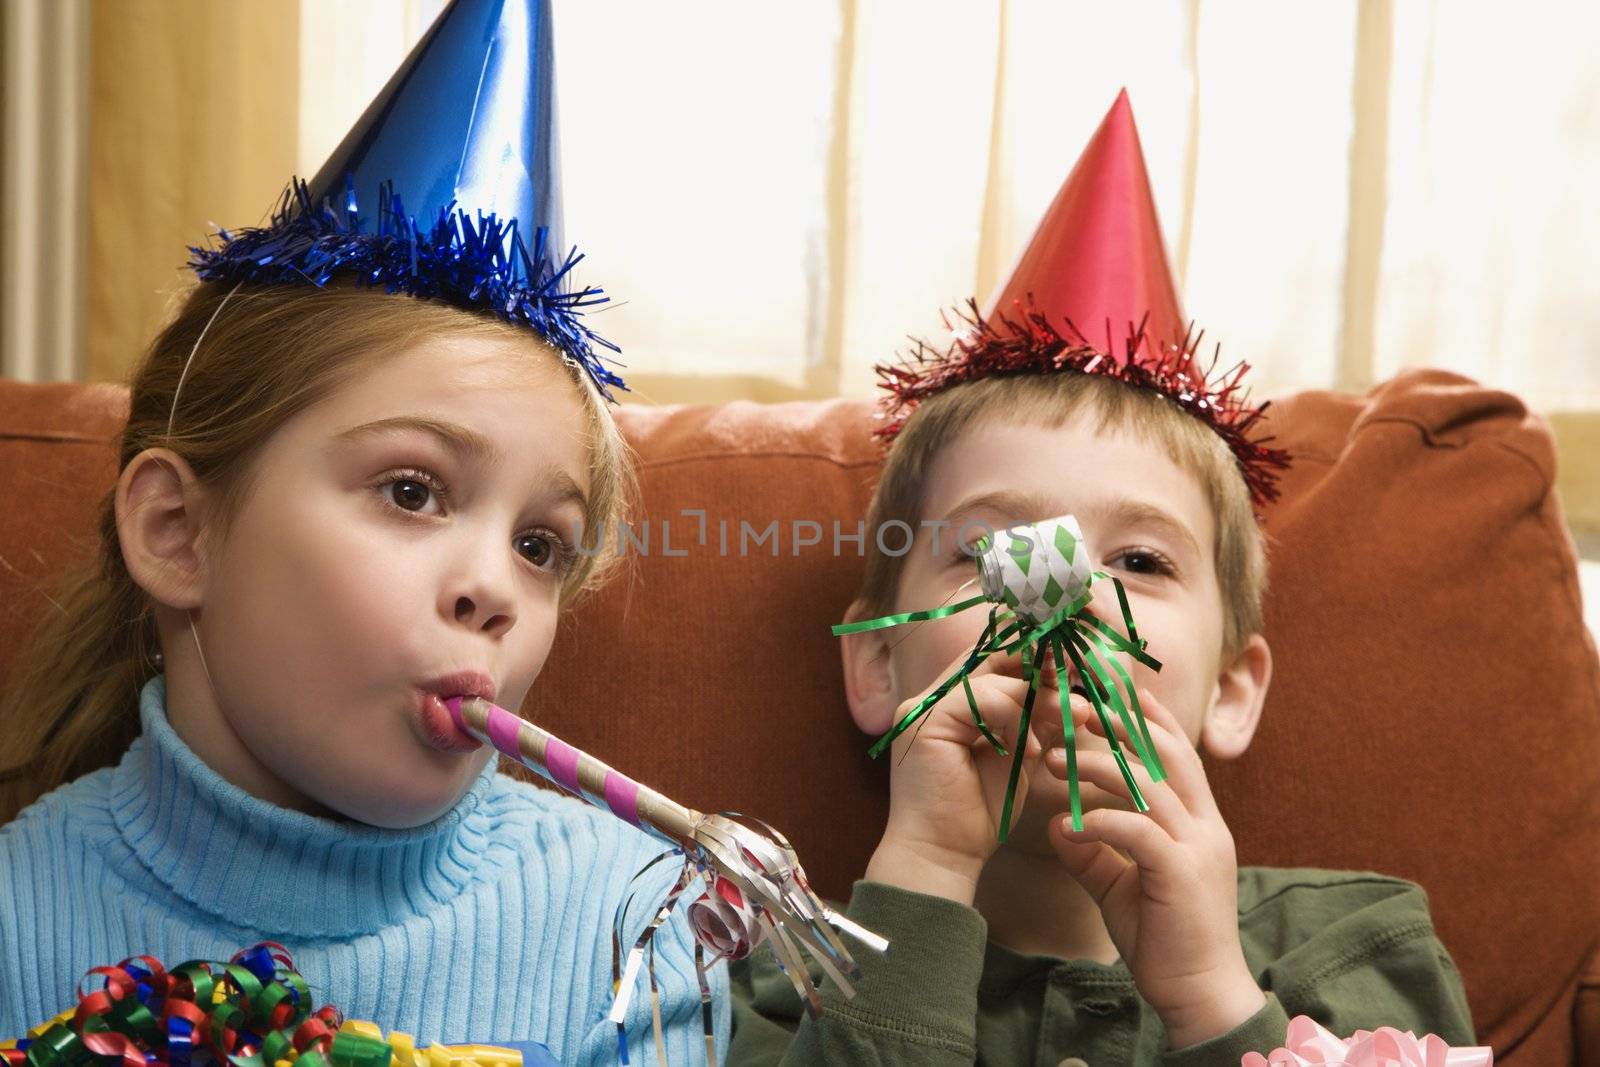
[1242,1015,1494,1067]
[1,943,365,1067]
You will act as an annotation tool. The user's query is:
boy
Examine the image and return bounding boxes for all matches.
[725,92,1474,1065]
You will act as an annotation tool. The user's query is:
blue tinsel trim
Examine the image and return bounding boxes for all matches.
[188,179,626,401]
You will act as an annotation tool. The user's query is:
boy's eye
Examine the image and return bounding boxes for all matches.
[950,541,984,566]
[1112,548,1174,577]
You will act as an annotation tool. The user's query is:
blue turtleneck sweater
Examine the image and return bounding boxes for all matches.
[0,678,730,1064]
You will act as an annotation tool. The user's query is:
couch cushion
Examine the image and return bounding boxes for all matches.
[1,371,1596,1063]
[1205,372,1600,1061]
[0,382,129,676]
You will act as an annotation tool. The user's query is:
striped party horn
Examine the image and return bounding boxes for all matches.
[444,698,885,1038]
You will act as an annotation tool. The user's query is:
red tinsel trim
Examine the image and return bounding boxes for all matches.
[874,297,1292,507]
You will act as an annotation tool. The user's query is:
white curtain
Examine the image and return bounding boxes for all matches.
[1373,2,1600,407]
[1,0,88,383]
[562,1,1600,412]
[293,1,1600,411]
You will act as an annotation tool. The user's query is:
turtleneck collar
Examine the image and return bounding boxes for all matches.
[110,676,497,939]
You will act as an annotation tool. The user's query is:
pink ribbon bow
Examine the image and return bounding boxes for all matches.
[1242,1015,1493,1067]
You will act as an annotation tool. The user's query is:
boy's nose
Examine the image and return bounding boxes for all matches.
[1082,580,1128,638]
[991,579,1126,686]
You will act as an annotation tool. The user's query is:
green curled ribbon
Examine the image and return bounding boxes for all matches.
[832,514,1165,838]
[20,1024,91,1067]
[329,1032,394,1067]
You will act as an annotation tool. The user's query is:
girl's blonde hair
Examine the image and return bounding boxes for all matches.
[0,282,633,823]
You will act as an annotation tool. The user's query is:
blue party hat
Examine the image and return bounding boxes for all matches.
[188,0,624,399]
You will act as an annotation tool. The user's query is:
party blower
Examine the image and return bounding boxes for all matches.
[834,513,1164,839]
[443,697,886,1063]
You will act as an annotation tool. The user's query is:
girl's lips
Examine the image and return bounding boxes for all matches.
[417,691,483,753]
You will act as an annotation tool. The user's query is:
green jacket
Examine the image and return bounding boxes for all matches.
[727,868,1474,1066]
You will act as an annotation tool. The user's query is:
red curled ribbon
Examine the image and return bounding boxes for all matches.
[687,875,768,962]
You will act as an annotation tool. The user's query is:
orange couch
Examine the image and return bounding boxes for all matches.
[1,371,1597,1063]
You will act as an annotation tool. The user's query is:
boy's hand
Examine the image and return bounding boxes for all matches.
[865,648,1052,906]
[1045,689,1266,1050]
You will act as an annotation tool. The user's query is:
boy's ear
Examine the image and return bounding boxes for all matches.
[1200,632,1272,760]
[839,598,900,736]
[115,448,210,611]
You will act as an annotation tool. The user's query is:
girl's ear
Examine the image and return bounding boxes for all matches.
[115,448,210,610]
[1200,632,1272,760]
[839,598,901,736]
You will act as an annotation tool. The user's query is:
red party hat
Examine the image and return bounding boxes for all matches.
[986,89,1186,357]
[877,90,1289,505]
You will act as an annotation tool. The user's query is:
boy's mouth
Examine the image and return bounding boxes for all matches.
[1064,662,1090,700]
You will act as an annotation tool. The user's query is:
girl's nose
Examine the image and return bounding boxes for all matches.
[442,533,519,638]
[453,593,515,639]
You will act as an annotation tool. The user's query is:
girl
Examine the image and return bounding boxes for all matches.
[0,280,731,1062]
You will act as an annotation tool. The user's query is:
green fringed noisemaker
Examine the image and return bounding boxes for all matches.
[833,513,1164,837]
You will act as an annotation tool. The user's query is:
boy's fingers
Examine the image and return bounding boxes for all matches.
[894,631,1066,753]
[1133,688,1220,819]
[905,635,1033,722]
[1135,689,1195,750]
[911,673,1034,752]
[1055,806,1176,875]
[1074,692,1216,820]
[963,631,1068,692]
[1053,748,1189,836]
[937,628,1026,682]
[901,657,1022,716]
[1047,832,1131,908]
[985,681,1061,758]
[980,719,1043,759]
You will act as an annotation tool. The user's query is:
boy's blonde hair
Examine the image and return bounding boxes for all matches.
[859,372,1265,659]
[0,282,634,823]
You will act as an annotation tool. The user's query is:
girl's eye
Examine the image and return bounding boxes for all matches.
[378,469,447,516]
[516,532,552,567]
[515,530,571,574]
